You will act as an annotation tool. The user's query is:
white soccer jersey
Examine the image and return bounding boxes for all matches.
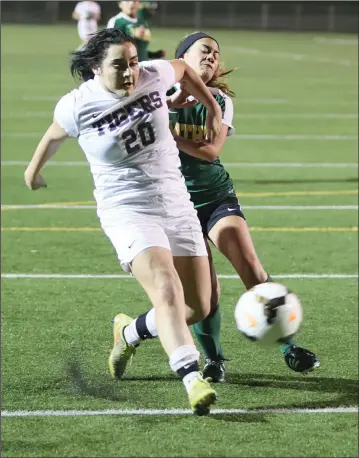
[74,1,101,40]
[107,12,137,29]
[54,60,190,216]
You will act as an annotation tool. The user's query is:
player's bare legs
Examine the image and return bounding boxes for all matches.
[194,216,267,382]
[207,215,319,375]
[208,215,268,290]
[109,246,217,415]
[131,247,194,354]
[117,253,213,345]
[173,255,212,325]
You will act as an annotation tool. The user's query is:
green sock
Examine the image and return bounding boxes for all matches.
[193,305,224,361]
[264,274,296,354]
[280,339,295,354]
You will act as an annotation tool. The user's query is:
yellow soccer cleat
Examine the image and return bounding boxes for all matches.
[188,373,218,416]
[108,313,137,380]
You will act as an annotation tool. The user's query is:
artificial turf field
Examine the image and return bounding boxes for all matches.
[1,24,358,457]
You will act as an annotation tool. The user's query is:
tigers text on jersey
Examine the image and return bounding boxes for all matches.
[74,1,101,40]
[107,12,150,61]
[54,60,190,220]
[168,86,236,209]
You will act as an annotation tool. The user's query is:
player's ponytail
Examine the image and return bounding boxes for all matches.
[70,28,136,82]
[207,65,236,98]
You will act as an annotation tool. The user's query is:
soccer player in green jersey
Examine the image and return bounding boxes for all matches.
[114,32,320,382]
[107,1,164,61]
[137,2,165,60]
[107,1,151,61]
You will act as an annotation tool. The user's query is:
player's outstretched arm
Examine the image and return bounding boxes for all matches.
[24,122,69,190]
[170,59,222,143]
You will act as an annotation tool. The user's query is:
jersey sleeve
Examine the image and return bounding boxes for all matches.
[107,16,116,28]
[53,92,79,137]
[218,93,235,136]
[141,60,176,92]
[74,2,83,14]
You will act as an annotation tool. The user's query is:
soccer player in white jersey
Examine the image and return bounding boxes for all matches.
[24,28,223,415]
[72,1,101,46]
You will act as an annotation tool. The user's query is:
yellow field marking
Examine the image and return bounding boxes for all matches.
[33,201,95,207]
[2,189,358,212]
[1,227,101,232]
[1,227,358,233]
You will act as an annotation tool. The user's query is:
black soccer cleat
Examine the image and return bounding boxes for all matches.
[203,358,227,383]
[284,345,320,374]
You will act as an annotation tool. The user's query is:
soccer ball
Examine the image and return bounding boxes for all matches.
[235,282,303,345]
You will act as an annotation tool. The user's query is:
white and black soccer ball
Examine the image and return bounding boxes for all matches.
[235,282,303,345]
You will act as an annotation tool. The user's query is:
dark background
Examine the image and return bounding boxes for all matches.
[1,1,358,33]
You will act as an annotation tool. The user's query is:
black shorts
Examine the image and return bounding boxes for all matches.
[196,196,246,237]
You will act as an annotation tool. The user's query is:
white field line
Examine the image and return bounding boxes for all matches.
[231,135,358,141]
[314,36,359,46]
[1,133,358,140]
[231,46,355,67]
[4,112,358,120]
[234,114,359,119]
[222,162,359,168]
[1,274,357,280]
[2,407,358,418]
[1,161,358,168]
[9,96,357,107]
[2,205,358,211]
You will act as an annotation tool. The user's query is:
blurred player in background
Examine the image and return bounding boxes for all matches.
[116,32,320,383]
[137,2,165,59]
[24,28,222,416]
[107,1,165,61]
[72,0,101,47]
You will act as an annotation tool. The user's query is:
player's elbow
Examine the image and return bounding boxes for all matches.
[203,145,220,162]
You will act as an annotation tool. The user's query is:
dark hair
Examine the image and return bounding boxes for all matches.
[70,28,136,81]
[175,32,236,97]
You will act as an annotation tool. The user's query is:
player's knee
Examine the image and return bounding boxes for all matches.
[188,295,211,323]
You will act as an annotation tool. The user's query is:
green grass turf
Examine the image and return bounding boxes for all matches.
[1,24,358,457]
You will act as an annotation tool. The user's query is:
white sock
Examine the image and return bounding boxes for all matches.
[182,371,200,393]
[145,308,158,337]
[123,309,158,345]
[169,345,200,372]
[169,345,200,393]
[123,321,141,345]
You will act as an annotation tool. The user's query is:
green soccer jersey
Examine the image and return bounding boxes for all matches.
[107,12,150,61]
[137,5,152,28]
[168,86,236,208]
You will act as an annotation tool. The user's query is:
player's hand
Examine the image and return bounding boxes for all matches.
[24,171,47,191]
[134,26,147,39]
[167,89,196,109]
[205,105,222,142]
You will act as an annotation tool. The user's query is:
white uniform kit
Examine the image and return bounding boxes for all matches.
[54,60,207,271]
[74,1,101,41]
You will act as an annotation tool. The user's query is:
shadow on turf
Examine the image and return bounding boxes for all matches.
[65,359,125,401]
[226,372,358,407]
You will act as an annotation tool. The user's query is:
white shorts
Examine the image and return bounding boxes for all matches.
[101,207,207,272]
